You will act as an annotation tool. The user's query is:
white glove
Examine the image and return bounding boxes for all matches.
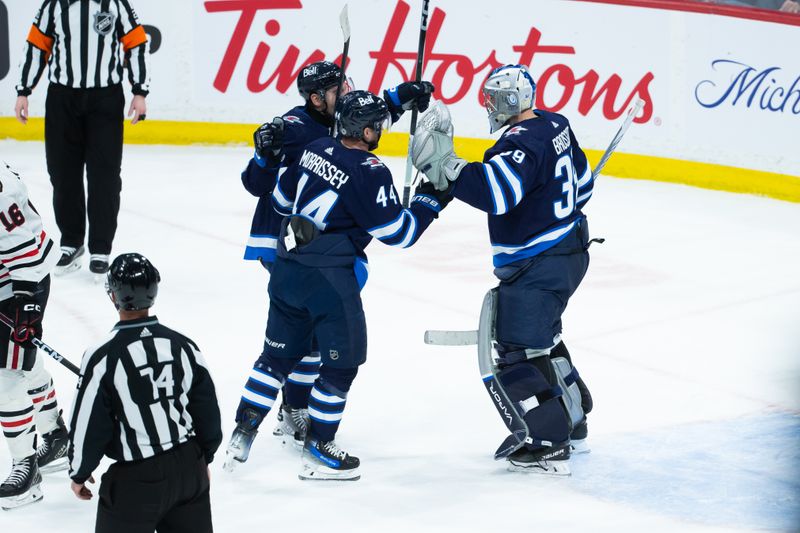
[412,129,466,191]
[412,102,464,191]
[418,100,454,138]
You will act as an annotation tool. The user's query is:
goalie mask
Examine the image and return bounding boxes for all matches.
[482,64,536,133]
[106,253,161,311]
[335,90,390,151]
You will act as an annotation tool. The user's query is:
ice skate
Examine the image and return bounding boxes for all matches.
[506,444,571,476]
[37,413,70,474]
[0,455,43,511]
[272,403,308,450]
[55,246,84,275]
[222,408,262,473]
[299,437,360,481]
[569,419,590,455]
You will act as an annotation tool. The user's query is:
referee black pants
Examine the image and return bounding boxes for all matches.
[96,440,213,533]
[45,82,123,255]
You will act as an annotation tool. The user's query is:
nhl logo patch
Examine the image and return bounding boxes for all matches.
[93,12,116,36]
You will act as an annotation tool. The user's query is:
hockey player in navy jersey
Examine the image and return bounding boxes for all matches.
[227,90,449,480]
[228,60,435,464]
[412,65,594,476]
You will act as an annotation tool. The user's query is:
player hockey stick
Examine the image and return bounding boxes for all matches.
[0,312,80,376]
[401,0,431,208]
[592,98,645,180]
[332,4,351,136]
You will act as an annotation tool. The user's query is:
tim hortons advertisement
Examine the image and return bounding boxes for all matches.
[1,0,797,175]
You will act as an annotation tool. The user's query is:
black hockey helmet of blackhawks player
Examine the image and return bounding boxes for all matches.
[297,61,342,100]
[335,90,390,141]
[106,253,161,311]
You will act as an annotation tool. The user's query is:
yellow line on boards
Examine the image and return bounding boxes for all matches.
[1,117,797,203]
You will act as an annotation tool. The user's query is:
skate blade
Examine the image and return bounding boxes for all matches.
[507,459,571,476]
[1,485,43,511]
[92,273,106,284]
[55,263,81,276]
[222,452,245,473]
[39,457,69,474]
[299,465,360,481]
[570,439,591,455]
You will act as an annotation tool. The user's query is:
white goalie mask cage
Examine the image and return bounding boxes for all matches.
[482,64,536,133]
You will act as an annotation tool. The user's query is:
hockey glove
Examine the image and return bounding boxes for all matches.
[384,81,436,123]
[411,127,466,191]
[10,293,43,348]
[412,180,454,216]
[253,117,285,163]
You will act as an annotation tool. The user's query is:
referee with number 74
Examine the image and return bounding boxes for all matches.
[68,254,222,533]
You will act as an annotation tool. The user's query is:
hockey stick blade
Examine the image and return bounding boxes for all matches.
[592,98,644,180]
[424,330,478,346]
[339,4,351,42]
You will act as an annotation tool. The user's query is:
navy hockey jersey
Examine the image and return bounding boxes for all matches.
[272,137,442,270]
[242,105,331,263]
[452,110,594,268]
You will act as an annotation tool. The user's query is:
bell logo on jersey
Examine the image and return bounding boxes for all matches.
[504,126,527,137]
[283,115,304,125]
[361,156,384,169]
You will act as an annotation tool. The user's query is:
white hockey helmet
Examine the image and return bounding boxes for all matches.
[482,64,536,133]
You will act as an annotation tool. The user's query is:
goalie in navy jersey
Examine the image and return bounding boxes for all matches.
[230,60,435,464]
[412,65,595,475]
[226,90,449,480]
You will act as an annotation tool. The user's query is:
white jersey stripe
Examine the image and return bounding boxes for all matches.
[490,155,523,206]
[483,163,507,215]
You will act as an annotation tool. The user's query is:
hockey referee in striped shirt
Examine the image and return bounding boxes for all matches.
[13,0,150,276]
[68,254,221,533]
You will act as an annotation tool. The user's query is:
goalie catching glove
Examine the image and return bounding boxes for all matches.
[412,102,466,191]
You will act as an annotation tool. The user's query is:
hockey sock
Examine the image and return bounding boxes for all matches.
[237,364,287,422]
[283,352,322,409]
[307,367,357,442]
[0,403,36,460]
[307,383,347,442]
[28,379,59,434]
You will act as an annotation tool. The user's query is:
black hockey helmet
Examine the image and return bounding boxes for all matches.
[106,253,161,311]
[335,90,390,142]
[297,61,342,101]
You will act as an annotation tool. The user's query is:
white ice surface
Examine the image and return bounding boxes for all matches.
[0,140,798,532]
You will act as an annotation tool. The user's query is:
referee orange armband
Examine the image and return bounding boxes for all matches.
[120,25,148,52]
[26,25,54,58]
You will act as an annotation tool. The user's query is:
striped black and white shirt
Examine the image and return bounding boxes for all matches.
[68,316,222,484]
[16,0,150,97]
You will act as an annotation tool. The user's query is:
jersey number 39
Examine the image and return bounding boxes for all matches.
[553,153,578,220]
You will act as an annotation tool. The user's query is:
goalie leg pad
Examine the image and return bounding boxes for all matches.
[551,340,593,415]
[495,359,571,447]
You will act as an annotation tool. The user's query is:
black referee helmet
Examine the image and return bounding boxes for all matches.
[106,253,161,311]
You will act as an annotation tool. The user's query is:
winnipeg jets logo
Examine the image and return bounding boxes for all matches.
[283,116,304,125]
[324,147,334,155]
[504,126,527,137]
[361,156,384,168]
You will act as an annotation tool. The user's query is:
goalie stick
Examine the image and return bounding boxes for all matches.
[592,98,644,180]
[401,0,431,208]
[0,311,80,376]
